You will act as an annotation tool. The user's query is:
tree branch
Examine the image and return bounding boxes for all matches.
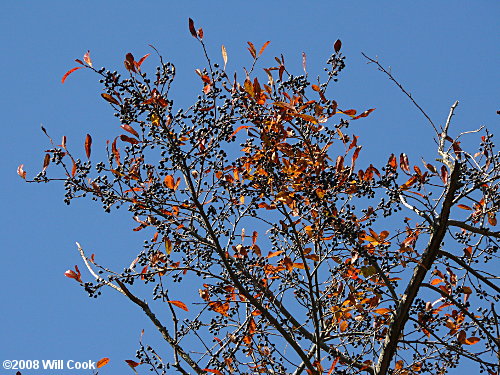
[115,279,205,374]
[448,220,500,239]
[374,160,461,375]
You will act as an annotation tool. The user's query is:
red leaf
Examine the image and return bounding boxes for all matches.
[125,360,141,368]
[96,358,109,368]
[188,18,197,38]
[101,93,120,105]
[342,109,357,116]
[168,300,189,312]
[120,134,140,145]
[121,124,139,138]
[17,164,27,179]
[124,52,136,72]
[83,50,92,67]
[258,41,271,57]
[136,53,150,69]
[85,134,92,159]
[61,67,83,84]
[334,39,342,53]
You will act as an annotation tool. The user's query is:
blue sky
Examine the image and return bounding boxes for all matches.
[1,1,498,374]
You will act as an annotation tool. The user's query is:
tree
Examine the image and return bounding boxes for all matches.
[20,18,499,375]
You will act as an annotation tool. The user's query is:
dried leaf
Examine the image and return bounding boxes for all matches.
[125,360,141,368]
[400,153,410,173]
[457,204,472,210]
[120,134,140,145]
[85,134,92,159]
[258,41,271,57]
[101,93,120,105]
[83,50,92,67]
[96,358,109,368]
[17,164,27,179]
[168,300,189,312]
[165,238,172,255]
[247,41,256,59]
[188,18,197,38]
[42,153,50,172]
[121,124,139,138]
[221,45,228,69]
[61,67,83,84]
[334,39,342,53]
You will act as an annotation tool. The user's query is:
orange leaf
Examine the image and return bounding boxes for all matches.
[230,125,250,138]
[121,124,139,138]
[457,204,472,210]
[203,369,223,375]
[430,278,443,285]
[258,41,271,57]
[168,300,189,312]
[101,93,120,105]
[61,66,83,84]
[464,336,480,345]
[85,134,92,159]
[96,358,109,368]
[267,250,283,258]
[373,308,392,315]
[164,175,175,189]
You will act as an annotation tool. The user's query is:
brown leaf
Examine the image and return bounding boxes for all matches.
[85,134,92,159]
[457,204,472,210]
[188,18,197,38]
[400,153,410,173]
[247,41,256,58]
[42,153,50,172]
[101,93,120,105]
[61,67,83,84]
[120,134,140,145]
[334,39,342,53]
[96,358,109,368]
[125,360,141,368]
[168,300,189,311]
[258,41,271,57]
[121,124,139,138]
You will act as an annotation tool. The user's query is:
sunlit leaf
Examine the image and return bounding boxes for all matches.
[61,67,83,84]
[168,300,189,312]
[83,50,92,67]
[96,358,109,368]
[85,134,92,159]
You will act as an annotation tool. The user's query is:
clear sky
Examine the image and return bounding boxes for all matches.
[1,1,498,374]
